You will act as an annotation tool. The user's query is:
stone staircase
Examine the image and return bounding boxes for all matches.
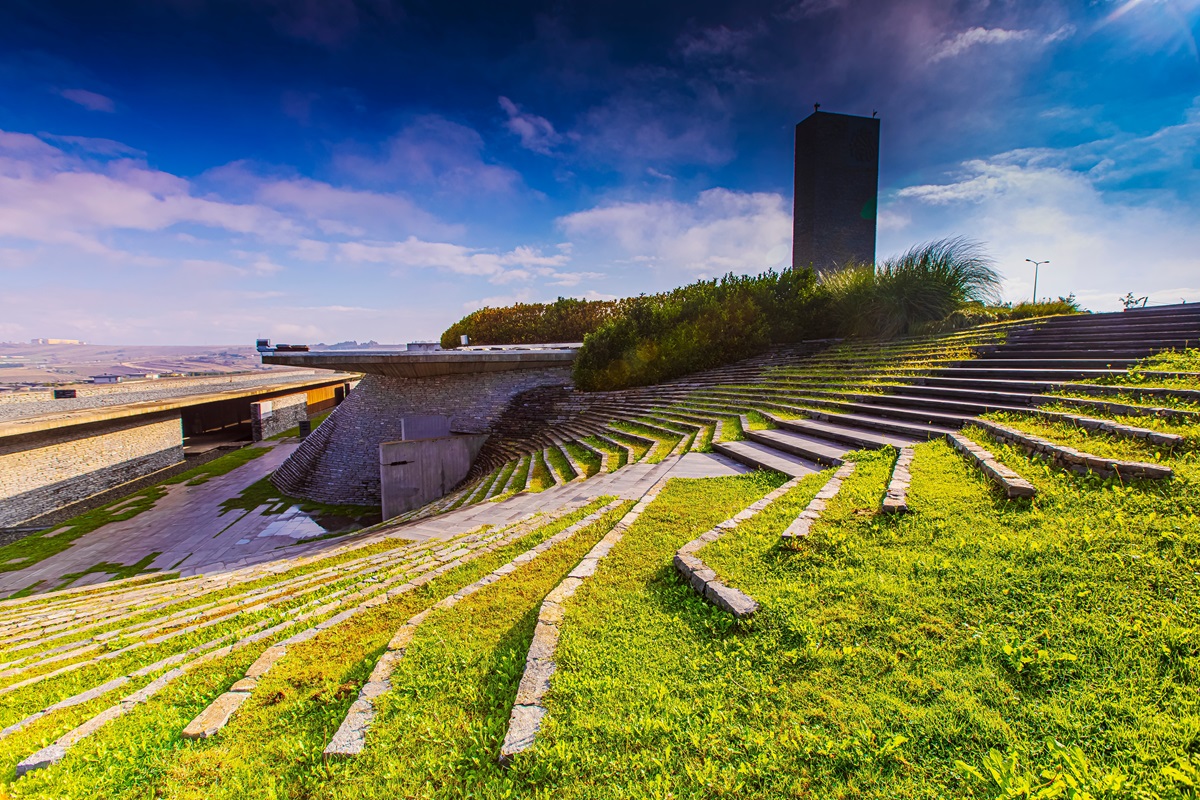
[442,305,1198,488]
[0,309,1193,790]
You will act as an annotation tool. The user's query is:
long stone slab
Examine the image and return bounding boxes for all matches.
[498,477,672,765]
[673,476,805,619]
[323,499,624,759]
[781,462,856,541]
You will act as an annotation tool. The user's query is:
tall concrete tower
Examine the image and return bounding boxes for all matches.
[792,109,880,274]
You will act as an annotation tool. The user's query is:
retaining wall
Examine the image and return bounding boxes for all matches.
[272,368,571,506]
[0,415,184,526]
[250,393,308,441]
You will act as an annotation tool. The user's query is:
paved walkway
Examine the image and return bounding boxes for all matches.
[0,450,749,596]
[0,443,299,595]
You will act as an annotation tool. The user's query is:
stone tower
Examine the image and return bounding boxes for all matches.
[792,109,880,274]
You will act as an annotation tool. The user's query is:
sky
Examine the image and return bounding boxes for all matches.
[0,0,1198,346]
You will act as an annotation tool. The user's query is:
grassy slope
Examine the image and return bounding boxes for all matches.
[4,329,1200,798]
[6,500,624,798]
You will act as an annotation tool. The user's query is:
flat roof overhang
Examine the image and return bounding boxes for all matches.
[0,374,356,441]
[262,347,578,379]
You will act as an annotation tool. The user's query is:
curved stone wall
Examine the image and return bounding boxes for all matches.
[271,367,572,506]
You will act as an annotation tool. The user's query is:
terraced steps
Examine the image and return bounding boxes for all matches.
[712,440,822,477]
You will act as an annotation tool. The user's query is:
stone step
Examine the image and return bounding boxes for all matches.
[772,416,921,449]
[711,440,822,478]
[743,428,851,466]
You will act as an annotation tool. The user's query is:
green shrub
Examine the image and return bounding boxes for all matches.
[573,268,827,391]
[439,297,622,348]
[999,296,1085,320]
[823,237,1001,338]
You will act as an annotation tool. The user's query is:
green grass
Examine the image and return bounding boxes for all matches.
[0,489,165,584]
[7,500,623,798]
[48,552,164,593]
[1138,347,1200,373]
[583,436,626,470]
[544,446,577,482]
[527,452,555,492]
[603,428,652,462]
[169,445,270,487]
[609,421,678,462]
[219,476,379,521]
[563,442,601,477]
[6,321,1200,798]
[268,409,334,440]
[1087,348,1200,388]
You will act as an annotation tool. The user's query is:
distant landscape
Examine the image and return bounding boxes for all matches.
[0,343,280,387]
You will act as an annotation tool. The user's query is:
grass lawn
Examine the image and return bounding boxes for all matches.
[3,324,1199,798]
[5,500,625,799]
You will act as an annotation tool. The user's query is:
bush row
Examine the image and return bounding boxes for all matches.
[438,297,624,349]
[439,238,1085,391]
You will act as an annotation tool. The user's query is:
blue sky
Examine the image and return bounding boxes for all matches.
[1,0,1197,345]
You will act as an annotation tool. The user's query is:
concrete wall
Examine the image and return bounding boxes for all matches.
[250,393,308,441]
[793,110,880,273]
[0,415,184,526]
[380,434,488,519]
[272,367,571,507]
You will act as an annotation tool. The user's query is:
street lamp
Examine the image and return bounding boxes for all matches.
[1025,258,1049,303]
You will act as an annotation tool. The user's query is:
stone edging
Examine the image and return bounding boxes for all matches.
[674,476,805,619]
[175,504,587,742]
[882,447,915,513]
[498,476,673,765]
[1038,394,1200,424]
[322,498,623,759]
[946,433,1036,498]
[970,419,1173,481]
[1031,408,1185,446]
[781,463,856,541]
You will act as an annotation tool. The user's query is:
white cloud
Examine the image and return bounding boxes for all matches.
[559,188,791,276]
[883,117,1200,311]
[498,96,561,155]
[335,115,522,194]
[928,25,1075,63]
[337,237,571,284]
[0,132,298,251]
[58,89,115,113]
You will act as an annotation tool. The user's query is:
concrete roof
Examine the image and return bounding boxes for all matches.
[262,345,579,379]
[0,374,355,440]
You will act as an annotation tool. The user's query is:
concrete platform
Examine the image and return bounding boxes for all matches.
[264,345,578,379]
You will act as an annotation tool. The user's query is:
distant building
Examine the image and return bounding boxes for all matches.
[406,342,442,352]
[792,109,880,274]
[30,338,85,345]
[91,374,124,384]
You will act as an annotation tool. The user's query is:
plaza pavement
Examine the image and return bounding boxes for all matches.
[0,446,749,596]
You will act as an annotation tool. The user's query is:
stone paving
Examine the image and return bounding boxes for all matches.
[0,448,749,597]
[0,443,298,595]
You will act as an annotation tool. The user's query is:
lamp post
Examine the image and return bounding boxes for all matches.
[1025,259,1049,304]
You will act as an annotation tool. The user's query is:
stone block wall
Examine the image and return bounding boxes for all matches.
[0,415,184,526]
[250,393,308,441]
[272,367,571,506]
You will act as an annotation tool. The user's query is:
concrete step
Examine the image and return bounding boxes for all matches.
[744,428,851,466]
[799,409,959,440]
[773,417,922,449]
[711,440,822,478]
[856,392,1033,416]
[988,347,1189,359]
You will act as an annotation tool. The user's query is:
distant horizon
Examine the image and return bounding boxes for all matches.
[2,0,1197,346]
